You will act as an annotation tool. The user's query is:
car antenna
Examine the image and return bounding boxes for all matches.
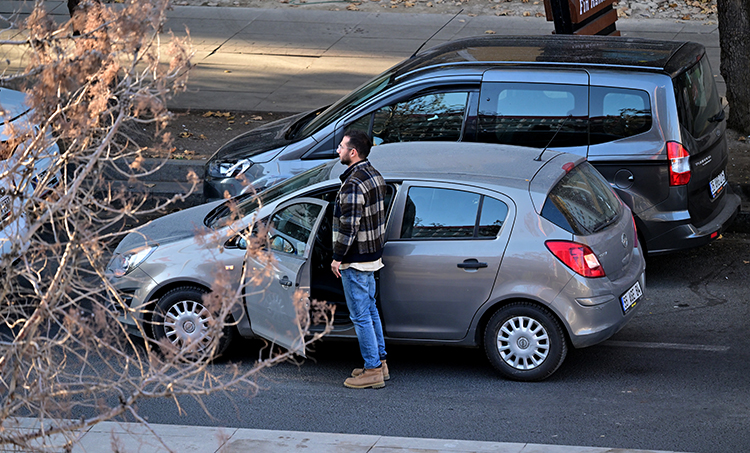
[535,115,573,162]
[410,9,464,59]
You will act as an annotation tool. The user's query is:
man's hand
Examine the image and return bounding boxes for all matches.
[331,260,342,278]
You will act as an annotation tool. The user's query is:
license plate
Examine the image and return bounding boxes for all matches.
[621,280,642,314]
[709,170,727,199]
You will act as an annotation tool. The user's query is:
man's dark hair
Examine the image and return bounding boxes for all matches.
[344,129,373,159]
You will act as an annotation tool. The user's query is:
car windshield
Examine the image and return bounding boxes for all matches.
[543,162,621,235]
[295,73,393,138]
[206,160,337,228]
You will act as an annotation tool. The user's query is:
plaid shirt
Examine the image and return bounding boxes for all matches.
[332,159,387,264]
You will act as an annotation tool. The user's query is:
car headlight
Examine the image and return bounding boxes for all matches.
[207,158,253,178]
[110,245,157,277]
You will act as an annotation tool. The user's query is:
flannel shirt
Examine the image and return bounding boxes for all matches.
[332,159,387,264]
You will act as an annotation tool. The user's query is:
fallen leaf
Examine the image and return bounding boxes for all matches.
[523,11,531,15]
[224,70,232,73]
[179,132,193,138]
[347,4,359,10]
[197,134,208,140]
[250,115,263,121]
[485,29,497,34]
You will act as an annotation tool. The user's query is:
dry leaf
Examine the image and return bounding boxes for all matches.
[523,11,531,15]
[197,134,208,140]
[179,132,193,138]
[347,4,360,10]
[485,30,496,34]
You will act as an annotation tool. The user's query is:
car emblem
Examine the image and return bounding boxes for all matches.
[621,233,628,248]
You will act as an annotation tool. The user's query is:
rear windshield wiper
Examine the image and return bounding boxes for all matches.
[708,109,726,123]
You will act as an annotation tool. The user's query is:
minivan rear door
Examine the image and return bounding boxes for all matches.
[672,56,730,224]
[479,69,589,158]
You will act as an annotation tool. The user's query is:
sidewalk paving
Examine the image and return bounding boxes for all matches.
[6,417,690,453]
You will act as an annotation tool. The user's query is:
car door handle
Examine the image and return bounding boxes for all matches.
[457,259,488,269]
[279,276,294,289]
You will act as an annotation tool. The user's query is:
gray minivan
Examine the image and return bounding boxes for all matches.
[204,35,740,255]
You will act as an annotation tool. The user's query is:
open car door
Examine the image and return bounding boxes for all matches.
[244,198,329,357]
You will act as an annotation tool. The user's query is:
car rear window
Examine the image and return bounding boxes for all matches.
[674,56,723,139]
[541,162,621,235]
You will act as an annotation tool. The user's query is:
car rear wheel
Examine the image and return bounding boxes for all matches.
[484,302,567,381]
[151,286,234,359]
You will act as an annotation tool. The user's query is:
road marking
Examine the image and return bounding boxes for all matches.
[603,340,729,352]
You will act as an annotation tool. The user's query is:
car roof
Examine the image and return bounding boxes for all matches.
[393,35,703,80]
[330,141,581,192]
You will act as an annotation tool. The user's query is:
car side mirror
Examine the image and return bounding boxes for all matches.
[270,235,295,254]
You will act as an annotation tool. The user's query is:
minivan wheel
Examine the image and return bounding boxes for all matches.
[484,302,568,381]
[151,287,234,359]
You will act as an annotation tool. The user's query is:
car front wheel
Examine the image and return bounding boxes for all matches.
[484,302,567,381]
[151,286,234,359]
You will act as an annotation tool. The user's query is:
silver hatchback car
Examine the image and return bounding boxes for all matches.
[107,142,646,381]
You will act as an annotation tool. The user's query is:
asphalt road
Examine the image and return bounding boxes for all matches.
[124,231,750,453]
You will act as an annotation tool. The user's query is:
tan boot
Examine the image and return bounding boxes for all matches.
[344,366,385,389]
[352,360,390,381]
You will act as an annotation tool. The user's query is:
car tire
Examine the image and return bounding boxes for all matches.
[484,302,568,381]
[151,286,234,359]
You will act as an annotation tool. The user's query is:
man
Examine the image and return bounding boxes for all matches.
[331,130,390,389]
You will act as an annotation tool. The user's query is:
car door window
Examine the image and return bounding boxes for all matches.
[350,92,469,145]
[589,87,652,144]
[268,202,323,257]
[478,82,588,148]
[400,186,508,239]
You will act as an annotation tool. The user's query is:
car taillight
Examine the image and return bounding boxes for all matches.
[632,216,638,249]
[545,240,605,278]
[667,141,691,186]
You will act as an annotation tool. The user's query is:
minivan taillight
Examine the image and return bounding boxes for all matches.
[667,141,691,186]
[545,240,605,278]
[632,216,639,249]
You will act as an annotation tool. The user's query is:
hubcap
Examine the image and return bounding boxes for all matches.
[496,315,549,370]
[163,300,213,350]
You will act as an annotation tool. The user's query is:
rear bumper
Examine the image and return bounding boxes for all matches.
[641,188,741,255]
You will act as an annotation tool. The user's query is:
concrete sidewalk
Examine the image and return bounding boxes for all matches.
[5,417,690,453]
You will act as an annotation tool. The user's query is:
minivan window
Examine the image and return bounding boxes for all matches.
[674,56,723,139]
[348,92,469,144]
[541,162,621,235]
[478,83,588,148]
[401,187,508,239]
[590,87,652,144]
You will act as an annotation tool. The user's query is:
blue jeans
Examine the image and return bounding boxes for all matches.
[340,267,386,370]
